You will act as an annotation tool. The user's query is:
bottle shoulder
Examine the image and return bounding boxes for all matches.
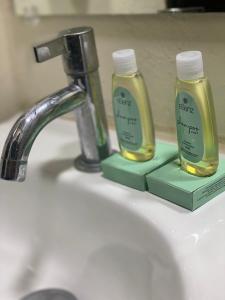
[112,71,151,109]
[176,77,213,99]
[176,76,216,122]
[112,71,147,94]
[113,71,144,84]
[176,77,209,89]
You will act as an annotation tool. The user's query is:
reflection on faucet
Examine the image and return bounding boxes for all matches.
[0,27,111,182]
[0,85,85,181]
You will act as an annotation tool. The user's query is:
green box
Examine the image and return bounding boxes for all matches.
[101,142,178,191]
[147,159,225,211]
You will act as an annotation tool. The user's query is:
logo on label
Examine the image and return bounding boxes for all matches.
[183,97,188,104]
[178,98,194,114]
[113,87,142,151]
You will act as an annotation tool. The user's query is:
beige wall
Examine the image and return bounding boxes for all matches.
[0,1,20,120]
[1,0,225,141]
[14,0,165,15]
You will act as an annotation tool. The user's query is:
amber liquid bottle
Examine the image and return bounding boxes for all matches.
[112,49,155,161]
[175,51,218,176]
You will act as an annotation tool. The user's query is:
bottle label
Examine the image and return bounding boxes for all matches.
[113,87,142,151]
[176,91,203,163]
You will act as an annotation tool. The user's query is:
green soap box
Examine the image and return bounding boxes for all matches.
[101,141,178,191]
[147,159,225,211]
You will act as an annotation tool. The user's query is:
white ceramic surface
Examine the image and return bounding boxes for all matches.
[0,117,225,300]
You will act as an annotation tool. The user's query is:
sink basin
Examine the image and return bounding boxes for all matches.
[0,116,225,300]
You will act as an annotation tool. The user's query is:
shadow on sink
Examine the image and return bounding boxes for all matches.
[40,158,74,179]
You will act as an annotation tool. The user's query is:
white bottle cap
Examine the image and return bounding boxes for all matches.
[112,49,138,75]
[176,51,204,80]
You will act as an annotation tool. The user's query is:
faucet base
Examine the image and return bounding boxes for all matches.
[74,155,101,173]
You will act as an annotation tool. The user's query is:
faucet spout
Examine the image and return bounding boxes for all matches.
[0,84,85,182]
[0,26,111,182]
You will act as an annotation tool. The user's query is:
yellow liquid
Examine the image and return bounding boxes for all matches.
[176,77,218,176]
[112,72,155,161]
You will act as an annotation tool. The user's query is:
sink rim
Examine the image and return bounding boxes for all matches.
[1,114,225,300]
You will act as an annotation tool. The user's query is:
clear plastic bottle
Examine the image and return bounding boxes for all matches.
[175,51,218,176]
[112,49,155,161]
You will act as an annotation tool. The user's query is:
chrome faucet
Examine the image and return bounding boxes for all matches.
[0,26,111,181]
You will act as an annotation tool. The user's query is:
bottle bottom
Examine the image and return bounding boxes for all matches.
[181,160,218,177]
[121,147,154,162]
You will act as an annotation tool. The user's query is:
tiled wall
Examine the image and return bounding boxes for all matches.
[1,1,225,140]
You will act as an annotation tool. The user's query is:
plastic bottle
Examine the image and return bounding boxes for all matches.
[112,49,155,161]
[175,51,218,176]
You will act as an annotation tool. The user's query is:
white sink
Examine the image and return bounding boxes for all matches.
[0,116,225,300]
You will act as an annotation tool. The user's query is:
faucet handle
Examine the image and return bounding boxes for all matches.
[34,27,99,74]
[34,37,66,63]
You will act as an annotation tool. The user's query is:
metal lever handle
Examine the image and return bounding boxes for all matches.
[33,26,98,75]
[34,36,66,63]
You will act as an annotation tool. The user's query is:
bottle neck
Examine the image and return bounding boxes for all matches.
[114,70,139,77]
[177,75,206,84]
